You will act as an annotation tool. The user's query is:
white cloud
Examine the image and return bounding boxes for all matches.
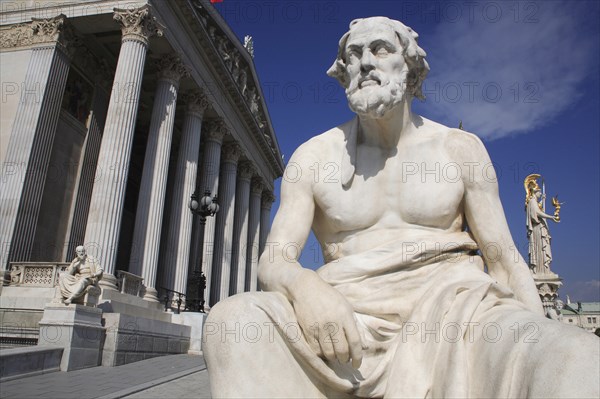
[419,1,597,139]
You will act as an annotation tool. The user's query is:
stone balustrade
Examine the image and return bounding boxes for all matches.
[116,270,144,297]
[7,262,69,287]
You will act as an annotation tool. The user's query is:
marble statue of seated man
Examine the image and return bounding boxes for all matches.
[59,245,103,305]
[204,17,599,398]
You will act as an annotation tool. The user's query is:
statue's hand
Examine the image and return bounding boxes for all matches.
[288,270,363,369]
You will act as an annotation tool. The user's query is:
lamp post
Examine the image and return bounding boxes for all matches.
[188,189,219,312]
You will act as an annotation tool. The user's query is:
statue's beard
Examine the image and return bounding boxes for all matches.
[346,72,407,118]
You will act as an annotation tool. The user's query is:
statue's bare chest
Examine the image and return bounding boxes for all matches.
[312,140,465,234]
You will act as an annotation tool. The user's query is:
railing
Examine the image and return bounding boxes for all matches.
[7,262,69,287]
[116,270,144,297]
[159,287,186,314]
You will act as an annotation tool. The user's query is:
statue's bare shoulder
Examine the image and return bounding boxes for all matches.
[443,125,490,165]
[288,119,353,168]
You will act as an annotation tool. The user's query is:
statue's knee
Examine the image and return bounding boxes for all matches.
[204,294,268,349]
[207,294,263,323]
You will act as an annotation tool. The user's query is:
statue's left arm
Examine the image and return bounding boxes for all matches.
[449,130,544,315]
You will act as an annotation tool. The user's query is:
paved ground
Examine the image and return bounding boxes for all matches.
[0,354,210,399]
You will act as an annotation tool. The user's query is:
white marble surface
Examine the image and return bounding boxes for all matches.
[204,16,600,398]
[38,304,104,371]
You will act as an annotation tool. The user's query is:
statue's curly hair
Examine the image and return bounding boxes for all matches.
[326,17,430,100]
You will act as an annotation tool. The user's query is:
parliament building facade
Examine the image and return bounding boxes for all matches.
[0,0,283,360]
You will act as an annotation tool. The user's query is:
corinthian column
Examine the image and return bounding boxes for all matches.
[229,161,254,295]
[259,190,275,255]
[190,119,227,301]
[129,54,188,301]
[66,82,110,260]
[209,143,242,306]
[245,177,264,291]
[0,15,74,274]
[159,90,210,298]
[83,6,162,291]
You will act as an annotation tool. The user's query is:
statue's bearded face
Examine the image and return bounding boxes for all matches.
[76,247,86,260]
[344,25,408,118]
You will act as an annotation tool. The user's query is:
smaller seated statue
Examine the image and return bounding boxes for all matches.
[58,245,103,305]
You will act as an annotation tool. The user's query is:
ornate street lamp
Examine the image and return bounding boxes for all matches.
[187,189,219,312]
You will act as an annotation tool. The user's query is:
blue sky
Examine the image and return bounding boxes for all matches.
[214,0,600,301]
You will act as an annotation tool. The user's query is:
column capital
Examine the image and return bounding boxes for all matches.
[113,5,164,46]
[182,88,210,117]
[261,190,275,208]
[155,54,190,84]
[238,161,255,181]
[222,142,242,164]
[31,15,77,56]
[204,119,228,144]
[251,176,265,195]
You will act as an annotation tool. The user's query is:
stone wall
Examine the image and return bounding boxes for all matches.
[102,313,191,366]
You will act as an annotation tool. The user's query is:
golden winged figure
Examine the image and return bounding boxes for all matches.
[552,196,564,222]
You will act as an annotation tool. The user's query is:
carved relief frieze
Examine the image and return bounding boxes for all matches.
[0,24,33,49]
[187,0,281,164]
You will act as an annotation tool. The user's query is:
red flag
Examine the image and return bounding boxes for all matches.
[210,0,223,3]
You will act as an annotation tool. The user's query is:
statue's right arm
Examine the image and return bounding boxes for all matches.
[67,260,77,275]
[257,145,315,295]
[258,143,363,369]
[533,205,556,221]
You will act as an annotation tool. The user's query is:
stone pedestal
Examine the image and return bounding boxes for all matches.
[38,304,104,371]
[102,312,190,366]
[171,312,207,355]
[99,288,169,322]
[533,272,562,318]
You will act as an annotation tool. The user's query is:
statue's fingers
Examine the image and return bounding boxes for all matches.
[344,323,363,369]
[331,327,350,363]
[319,331,336,362]
[305,327,322,357]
